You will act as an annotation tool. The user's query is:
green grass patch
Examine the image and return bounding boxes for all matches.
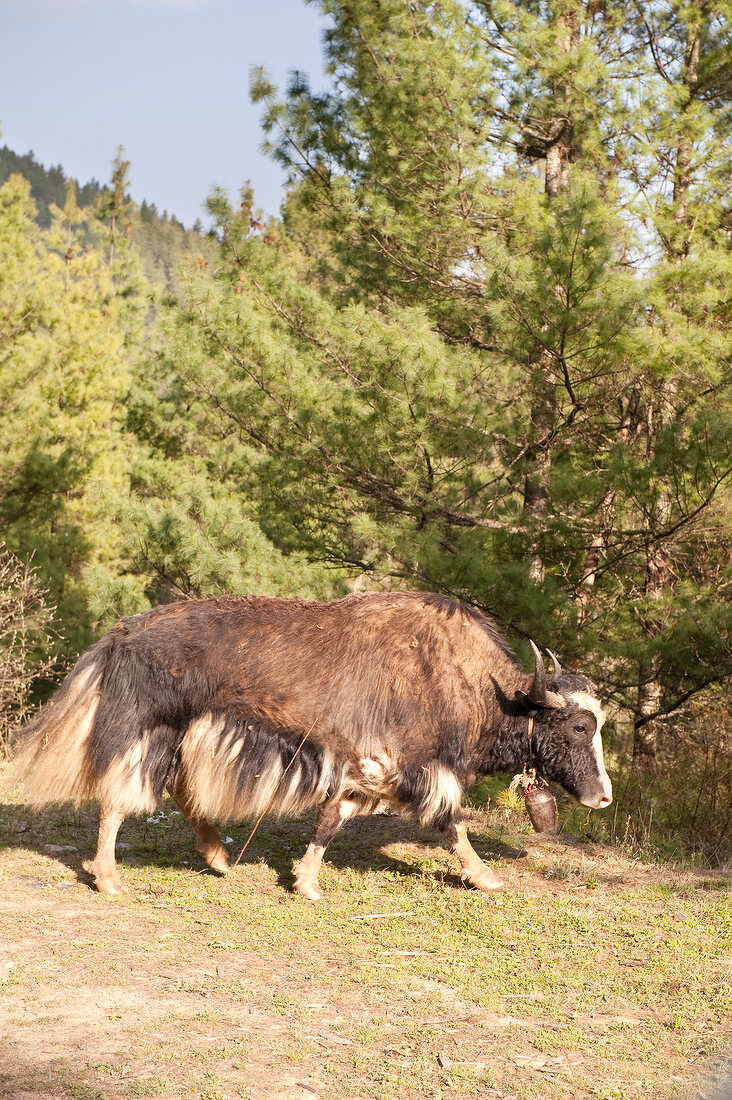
[1,766,731,1100]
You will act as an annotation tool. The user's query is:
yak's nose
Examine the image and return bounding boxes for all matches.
[582,790,613,809]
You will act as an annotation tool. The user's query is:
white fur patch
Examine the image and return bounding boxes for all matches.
[358,751,394,792]
[568,691,612,806]
[336,797,363,822]
[567,691,606,730]
[590,729,613,805]
[96,728,159,814]
[417,763,463,827]
[180,713,341,822]
[16,663,103,806]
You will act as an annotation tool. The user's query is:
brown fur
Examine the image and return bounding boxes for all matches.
[15,591,611,899]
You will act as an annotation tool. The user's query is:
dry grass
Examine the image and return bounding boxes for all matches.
[0,763,731,1100]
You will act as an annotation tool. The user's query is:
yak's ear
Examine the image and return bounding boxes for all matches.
[515,689,540,714]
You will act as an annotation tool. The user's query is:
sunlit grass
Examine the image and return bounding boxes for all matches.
[1,767,731,1100]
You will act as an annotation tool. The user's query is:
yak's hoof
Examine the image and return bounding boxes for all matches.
[462,868,504,893]
[295,880,323,902]
[293,867,322,902]
[197,841,230,874]
[83,859,129,895]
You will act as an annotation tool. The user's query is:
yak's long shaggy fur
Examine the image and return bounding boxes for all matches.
[15,593,508,830]
[178,712,346,823]
[15,591,612,899]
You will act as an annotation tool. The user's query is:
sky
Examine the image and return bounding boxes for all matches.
[0,0,329,227]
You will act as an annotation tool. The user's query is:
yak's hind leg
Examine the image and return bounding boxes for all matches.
[169,776,230,874]
[443,817,504,893]
[294,798,363,902]
[83,803,128,895]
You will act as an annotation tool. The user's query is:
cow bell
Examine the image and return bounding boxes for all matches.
[524,785,557,833]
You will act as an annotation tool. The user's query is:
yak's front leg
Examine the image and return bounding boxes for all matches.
[443,817,504,893]
[294,798,362,902]
[83,802,129,895]
[169,776,230,874]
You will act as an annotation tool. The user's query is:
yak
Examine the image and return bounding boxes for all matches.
[15,591,612,900]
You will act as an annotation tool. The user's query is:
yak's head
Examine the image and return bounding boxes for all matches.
[518,643,613,810]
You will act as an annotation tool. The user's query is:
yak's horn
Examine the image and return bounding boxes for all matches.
[528,641,565,709]
[546,648,562,682]
[528,640,547,705]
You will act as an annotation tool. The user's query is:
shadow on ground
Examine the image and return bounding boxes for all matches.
[1,798,527,896]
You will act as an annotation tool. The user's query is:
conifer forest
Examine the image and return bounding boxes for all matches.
[2,0,732,864]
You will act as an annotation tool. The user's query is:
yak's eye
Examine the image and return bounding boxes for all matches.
[569,713,597,741]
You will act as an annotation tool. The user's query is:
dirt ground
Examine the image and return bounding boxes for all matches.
[1,766,731,1100]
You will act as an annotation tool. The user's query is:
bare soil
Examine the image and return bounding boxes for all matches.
[1,764,731,1100]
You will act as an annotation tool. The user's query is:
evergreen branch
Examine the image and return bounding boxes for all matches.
[634,677,723,729]
[247,279,358,382]
[629,2,669,85]
[581,463,732,584]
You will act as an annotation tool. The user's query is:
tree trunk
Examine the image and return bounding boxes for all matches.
[634,538,670,773]
[523,369,555,584]
[522,5,580,582]
[633,382,674,774]
[577,491,615,627]
[669,29,700,259]
[545,121,573,201]
[631,15,702,770]
[635,667,662,773]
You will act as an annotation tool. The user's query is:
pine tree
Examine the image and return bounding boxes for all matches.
[0,172,149,655]
[615,0,732,772]
[244,0,732,782]
[96,145,132,269]
[59,1,729,853]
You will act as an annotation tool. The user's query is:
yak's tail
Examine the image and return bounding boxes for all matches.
[13,631,126,808]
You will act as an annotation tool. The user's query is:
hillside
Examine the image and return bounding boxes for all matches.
[0,146,214,289]
[0,761,730,1100]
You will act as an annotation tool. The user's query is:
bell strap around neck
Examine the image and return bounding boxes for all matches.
[527,715,534,771]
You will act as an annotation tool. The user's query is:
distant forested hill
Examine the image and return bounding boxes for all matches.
[0,146,213,288]
[0,147,103,224]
